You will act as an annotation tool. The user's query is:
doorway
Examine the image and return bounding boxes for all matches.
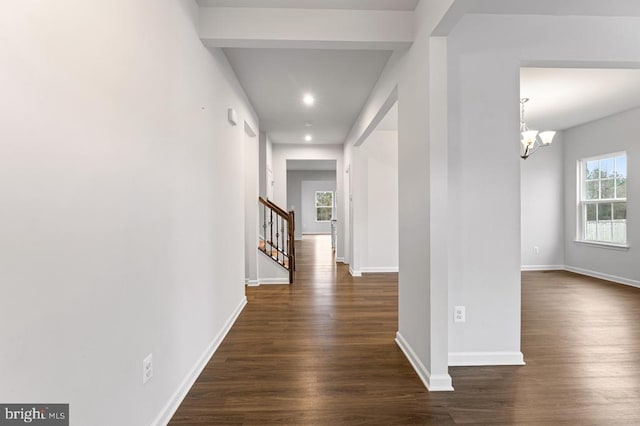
[286,159,337,254]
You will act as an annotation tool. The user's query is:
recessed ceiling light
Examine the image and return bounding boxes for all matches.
[304,134,313,142]
[303,94,315,106]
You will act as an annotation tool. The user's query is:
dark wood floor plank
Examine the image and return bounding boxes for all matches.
[170,236,640,425]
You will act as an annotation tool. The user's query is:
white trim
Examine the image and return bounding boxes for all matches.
[520,266,639,290]
[245,279,259,286]
[573,240,630,251]
[258,278,290,285]
[349,267,362,277]
[520,265,565,271]
[395,332,453,391]
[565,265,640,289]
[152,297,247,426]
[448,351,525,366]
[336,257,345,263]
[360,266,399,273]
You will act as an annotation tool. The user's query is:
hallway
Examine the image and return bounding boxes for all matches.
[170,235,640,425]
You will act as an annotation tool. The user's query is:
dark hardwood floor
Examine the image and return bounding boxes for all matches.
[170,235,640,425]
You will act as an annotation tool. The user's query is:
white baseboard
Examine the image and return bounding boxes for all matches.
[565,265,640,289]
[520,265,565,271]
[245,279,259,287]
[395,332,453,391]
[258,278,290,285]
[360,266,399,273]
[336,257,345,263]
[520,264,640,289]
[152,296,247,426]
[448,351,525,366]
[349,267,362,277]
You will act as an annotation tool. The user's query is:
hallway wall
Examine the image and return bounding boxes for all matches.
[259,132,274,199]
[351,130,399,274]
[0,1,257,425]
[244,127,259,284]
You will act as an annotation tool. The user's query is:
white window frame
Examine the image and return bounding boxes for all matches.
[315,191,334,222]
[577,151,628,248]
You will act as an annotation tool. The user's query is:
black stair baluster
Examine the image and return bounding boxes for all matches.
[270,208,273,255]
[276,215,280,262]
[262,204,266,251]
[280,218,287,264]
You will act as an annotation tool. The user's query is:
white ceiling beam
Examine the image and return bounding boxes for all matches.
[434,0,640,36]
[199,7,414,50]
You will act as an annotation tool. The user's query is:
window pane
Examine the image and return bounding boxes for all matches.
[613,222,627,244]
[598,203,612,220]
[315,192,333,207]
[585,221,597,240]
[600,157,615,178]
[598,222,613,242]
[580,154,627,244]
[586,181,599,200]
[601,178,615,198]
[613,202,627,220]
[585,160,599,180]
[615,155,627,178]
[616,177,627,198]
[316,207,332,221]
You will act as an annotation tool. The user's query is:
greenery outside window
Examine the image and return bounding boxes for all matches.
[315,191,334,222]
[579,152,627,245]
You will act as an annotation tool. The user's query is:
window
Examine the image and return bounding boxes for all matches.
[579,152,627,245]
[315,191,334,222]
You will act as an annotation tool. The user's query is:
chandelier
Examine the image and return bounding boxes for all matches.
[520,98,555,160]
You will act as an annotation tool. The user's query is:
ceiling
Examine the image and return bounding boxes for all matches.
[197,0,419,10]
[520,67,640,131]
[287,160,337,171]
[224,48,392,145]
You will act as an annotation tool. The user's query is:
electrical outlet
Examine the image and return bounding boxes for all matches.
[454,306,466,323]
[142,353,153,384]
[534,246,540,255]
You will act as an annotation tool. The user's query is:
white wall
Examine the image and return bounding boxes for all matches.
[0,1,257,424]
[286,171,336,239]
[447,14,640,367]
[351,130,399,274]
[521,132,565,270]
[259,132,274,200]
[257,252,290,285]
[244,126,259,284]
[564,107,640,286]
[272,144,344,257]
[259,132,267,198]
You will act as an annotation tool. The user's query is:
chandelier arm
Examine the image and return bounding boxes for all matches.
[521,140,542,160]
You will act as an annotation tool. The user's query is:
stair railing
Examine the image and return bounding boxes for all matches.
[258,197,295,284]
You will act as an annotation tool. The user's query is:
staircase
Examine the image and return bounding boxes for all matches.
[258,197,295,284]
